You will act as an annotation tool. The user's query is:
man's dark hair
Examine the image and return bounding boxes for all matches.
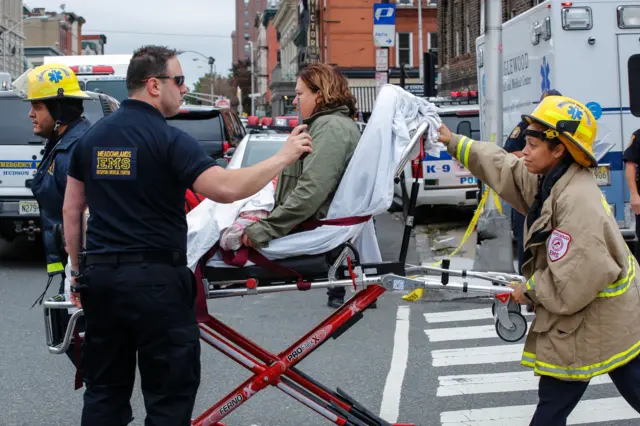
[126,45,177,94]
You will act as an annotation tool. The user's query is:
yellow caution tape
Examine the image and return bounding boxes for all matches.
[402,186,502,302]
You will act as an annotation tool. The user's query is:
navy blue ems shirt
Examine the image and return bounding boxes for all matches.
[504,120,528,154]
[68,99,217,255]
[623,129,640,192]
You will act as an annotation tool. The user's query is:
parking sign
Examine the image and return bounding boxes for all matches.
[373,4,395,47]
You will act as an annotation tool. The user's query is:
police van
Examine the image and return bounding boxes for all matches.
[476,0,640,243]
[393,92,480,211]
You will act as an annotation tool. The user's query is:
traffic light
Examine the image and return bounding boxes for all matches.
[423,52,437,97]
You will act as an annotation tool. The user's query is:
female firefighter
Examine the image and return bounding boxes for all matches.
[437,95,640,425]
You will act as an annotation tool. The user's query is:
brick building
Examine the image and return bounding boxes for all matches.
[317,0,438,117]
[232,0,268,64]
[437,0,536,94]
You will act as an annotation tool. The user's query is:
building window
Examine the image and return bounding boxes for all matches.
[245,43,250,53]
[464,1,470,53]
[244,10,249,18]
[429,32,438,50]
[244,21,249,28]
[244,33,250,40]
[396,32,413,67]
[244,0,250,5]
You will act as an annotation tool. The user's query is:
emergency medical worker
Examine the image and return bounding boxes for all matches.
[12,64,93,303]
[505,89,562,274]
[622,127,640,261]
[240,63,363,309]
[62,45,312,426]
[438,95,640,425]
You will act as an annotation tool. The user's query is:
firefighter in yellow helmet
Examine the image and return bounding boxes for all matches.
[438,95,640,425]
[14,64,92,353]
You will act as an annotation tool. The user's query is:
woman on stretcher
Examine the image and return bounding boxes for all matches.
[438,95,640,426]
[236,63,363,309]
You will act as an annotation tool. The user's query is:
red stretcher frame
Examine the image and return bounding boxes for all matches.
[191,264,414,426]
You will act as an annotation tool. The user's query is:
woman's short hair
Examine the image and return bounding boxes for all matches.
[298,63,358,117]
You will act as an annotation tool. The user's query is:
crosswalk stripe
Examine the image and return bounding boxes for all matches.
[437,371,612,397]
[431,344,525,366]
[425,322,531,342]
[424,308,533,324]
[440,397,640,425]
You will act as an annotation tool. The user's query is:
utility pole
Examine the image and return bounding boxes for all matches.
[418,0,424,83]
[473,0,514,273]
[249,40,255,116]
[208,56,215,106]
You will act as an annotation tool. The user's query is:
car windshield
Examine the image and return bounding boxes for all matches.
[0,97,105,145]
[241,140,285,168]
[168,116,223,141]
[84,80,128,102]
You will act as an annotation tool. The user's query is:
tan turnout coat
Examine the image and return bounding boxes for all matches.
[448,133,640,381]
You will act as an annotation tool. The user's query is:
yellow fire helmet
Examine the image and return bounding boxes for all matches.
[521,95,597,167]
[12,64,91,102]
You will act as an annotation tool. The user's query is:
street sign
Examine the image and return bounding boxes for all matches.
[376,49,388,72]
[405,84,424,97]
[373,4,395,47]
[216,99,231,108]
[375,71,388,93]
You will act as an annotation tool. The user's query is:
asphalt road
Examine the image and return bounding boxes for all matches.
[0,213,633,426]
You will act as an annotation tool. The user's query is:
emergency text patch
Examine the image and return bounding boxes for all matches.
[92,147,137,180]
[547,229,571,262]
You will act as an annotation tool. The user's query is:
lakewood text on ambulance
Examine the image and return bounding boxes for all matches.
[476,0,640,243]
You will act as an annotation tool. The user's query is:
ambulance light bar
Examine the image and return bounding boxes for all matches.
[617,6,640,29]
[70,65,116,75]
[561,6,592,30]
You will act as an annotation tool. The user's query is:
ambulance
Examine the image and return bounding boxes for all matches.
[476,0,640,243]
[43,54,131,102]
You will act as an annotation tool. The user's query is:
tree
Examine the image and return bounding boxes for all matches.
[230,59,252,114]
[187,73,236,106]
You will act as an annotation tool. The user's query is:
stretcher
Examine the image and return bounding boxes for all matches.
[41,88,530,426]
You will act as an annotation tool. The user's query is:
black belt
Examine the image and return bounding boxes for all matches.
[83,250,187,267]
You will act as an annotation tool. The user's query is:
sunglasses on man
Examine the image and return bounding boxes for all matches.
[142,75,185,86]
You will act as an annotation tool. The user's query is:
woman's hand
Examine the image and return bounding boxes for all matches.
[438,124,453,145]
[241,233,256,248]
[508,282,530,305]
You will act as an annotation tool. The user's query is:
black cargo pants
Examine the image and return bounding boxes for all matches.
[530,355,640,426]
[78,258,201,426]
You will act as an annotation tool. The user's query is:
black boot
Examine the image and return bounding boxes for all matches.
[327,296,344,309]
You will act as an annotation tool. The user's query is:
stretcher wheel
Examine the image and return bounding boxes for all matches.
[495,311,527,343]
[491,299,521,317]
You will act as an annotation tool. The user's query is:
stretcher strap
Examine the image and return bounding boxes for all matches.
[296,215,372,232]
[222,247,311,290]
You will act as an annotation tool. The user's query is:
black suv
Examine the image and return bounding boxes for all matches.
[0,90,119,243]
[167,105,246,160]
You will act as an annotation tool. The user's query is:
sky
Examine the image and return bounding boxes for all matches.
[24,0,235,90]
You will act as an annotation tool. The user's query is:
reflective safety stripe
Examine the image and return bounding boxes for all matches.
[521,351,536,368]
[455,136,474,169]
[520,340,640,380]
[597,255,635,298]
[47,262,64,274]
[525,274,535,291]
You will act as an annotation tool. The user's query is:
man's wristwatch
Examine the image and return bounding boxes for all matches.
[70,269,81,278]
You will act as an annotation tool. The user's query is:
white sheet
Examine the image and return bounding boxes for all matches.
[186,84,443,271]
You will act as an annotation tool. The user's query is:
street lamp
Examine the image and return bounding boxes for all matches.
[248,40,255,116]
[3,15,49,75]
[177,50,215,105]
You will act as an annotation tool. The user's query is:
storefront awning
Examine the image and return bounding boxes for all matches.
[349,86,377,114]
